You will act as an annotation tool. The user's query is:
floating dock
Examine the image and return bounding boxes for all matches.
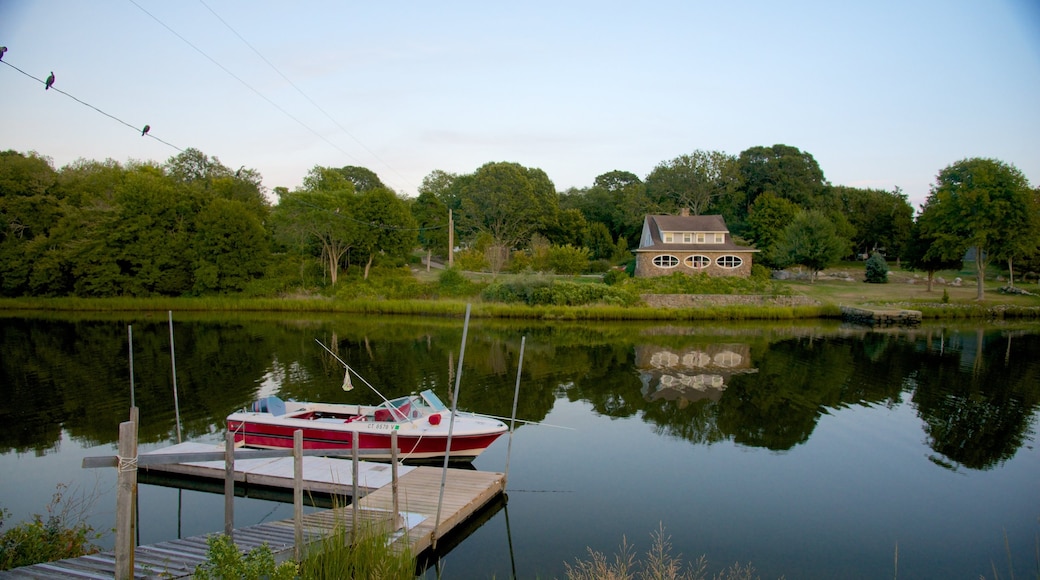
[1,443,506,579]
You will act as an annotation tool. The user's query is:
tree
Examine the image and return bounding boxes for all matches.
[834,186,914,261]
[904,219,962,292]
[579,170,647,243]
[419,169,461,211]
[353,188,417,279]
[865,252,888,283]
[411,190,449,269]
[731,144,827,223]
[920,158,1034,300]
[745,192,800,269]
[456,161,559,251]
[645,150,734,216]
[773,210,850,283]
[192,198,269,294]
[337,166,386,193]
[271,186,358,285]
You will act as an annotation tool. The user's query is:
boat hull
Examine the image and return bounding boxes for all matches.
[226,414,506,462]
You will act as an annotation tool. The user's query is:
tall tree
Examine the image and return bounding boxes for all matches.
[732,144,827,223]
[456,161,559,250]
[773,210,851,283]
[833,186,914,260]
[920,158,1034,300]
[411,190,450,269]
[645,150,734,216]
[338,165,386,193]
[353,188,417,279]
[745,192,800,269]
[904,218,962,292]
[271,184,358,285]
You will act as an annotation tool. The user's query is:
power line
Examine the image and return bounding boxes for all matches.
[1,59,183,152]
[129,0,415,194]
[197,0,419,193]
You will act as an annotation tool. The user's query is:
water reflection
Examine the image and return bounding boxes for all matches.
[1,314,1038,474]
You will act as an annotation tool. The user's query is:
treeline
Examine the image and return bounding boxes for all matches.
[1,145,1036,299]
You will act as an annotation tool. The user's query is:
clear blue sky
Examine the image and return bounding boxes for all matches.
[2,1,1038,209]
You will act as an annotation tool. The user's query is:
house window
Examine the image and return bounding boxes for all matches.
[696,233,705,243]
[683,233,692,243]
[652,255,680,268]
[685,255,710,269]
[714,233,725,243]
[716,255,743,269]
[664,233,674,243]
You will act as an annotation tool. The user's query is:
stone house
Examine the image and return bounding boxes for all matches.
[634,211,757,278]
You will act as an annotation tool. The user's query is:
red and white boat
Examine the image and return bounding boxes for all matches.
[227,389,508,462]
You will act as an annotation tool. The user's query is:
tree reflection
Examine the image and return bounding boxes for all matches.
[2,314,1037,471]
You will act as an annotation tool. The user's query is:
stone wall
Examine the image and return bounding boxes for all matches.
[641,294,820,308]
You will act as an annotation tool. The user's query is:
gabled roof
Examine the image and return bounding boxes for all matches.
[637,214,756,253]
[651,214,728,233]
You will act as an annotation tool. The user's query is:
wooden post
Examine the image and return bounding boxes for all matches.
[351,431,360,527]
[293,430,303,562]
[391,431,400,530]
[114,417,138,580]
[224,432,235,537]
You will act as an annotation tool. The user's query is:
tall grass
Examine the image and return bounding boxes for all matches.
[297,512,414,580]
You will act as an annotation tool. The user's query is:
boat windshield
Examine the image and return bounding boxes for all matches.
[420,389,447,411]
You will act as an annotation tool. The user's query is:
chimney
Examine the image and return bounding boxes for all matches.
[679,207,690,217]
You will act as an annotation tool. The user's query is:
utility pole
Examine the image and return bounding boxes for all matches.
[448,208,455,268]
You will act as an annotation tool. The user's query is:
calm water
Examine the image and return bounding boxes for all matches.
[1,312,1038,579]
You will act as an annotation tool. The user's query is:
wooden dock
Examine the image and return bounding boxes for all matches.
[1,445,505,579]
[140,441,412,496]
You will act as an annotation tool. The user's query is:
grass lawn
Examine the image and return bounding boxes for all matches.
[782,262,1040,309]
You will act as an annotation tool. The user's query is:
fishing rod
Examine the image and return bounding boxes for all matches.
[313,339,407,420]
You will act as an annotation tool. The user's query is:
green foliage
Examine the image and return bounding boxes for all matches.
[299,520,414,580]
[865,252,889,283]
[193,534,297,580]
[603,269,629,286]
[0,484,101,571]
[482,277,638,306]
[623,272,786,296]
[772,210,851,282]
[436,267,482,297]
[455,161,559,250]
[335,267,427,300]
[942,288,950,304]
[454,248,489,271]
[547,244,591,274]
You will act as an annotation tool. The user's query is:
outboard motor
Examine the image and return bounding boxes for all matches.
[251,395,286,416]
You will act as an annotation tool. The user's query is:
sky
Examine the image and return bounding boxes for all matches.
[2,1,1039,209]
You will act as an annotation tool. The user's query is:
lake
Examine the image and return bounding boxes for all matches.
[1,312,1038,579]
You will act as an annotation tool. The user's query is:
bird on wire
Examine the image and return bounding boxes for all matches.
[0,47,7,61]
[141,124,150,136]
[45,71,54,90]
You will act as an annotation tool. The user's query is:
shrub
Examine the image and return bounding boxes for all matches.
[0,484,101,571]
[865,253,889,284]
[437,268,481,297]
[194,534,297,580]
[454,248,489,272]
[603,269,628,286]
[547,245,591,275]
[481,278,638,306]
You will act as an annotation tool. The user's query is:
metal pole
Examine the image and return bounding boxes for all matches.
[391,431,400,530]
[224,432,234,537]
[434,303,470,549]
[504,336,526,486]
[294,430,303,562]
[169,311,182,443]
[128,326,135,409]
[352,431,360,527]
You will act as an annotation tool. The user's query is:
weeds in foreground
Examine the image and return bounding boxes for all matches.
[298,516,414,579]
[565,524,774,580]
[0,482,103,571]
[193,534,297,580]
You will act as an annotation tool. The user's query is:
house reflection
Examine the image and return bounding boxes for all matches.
[636,344,758,406]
